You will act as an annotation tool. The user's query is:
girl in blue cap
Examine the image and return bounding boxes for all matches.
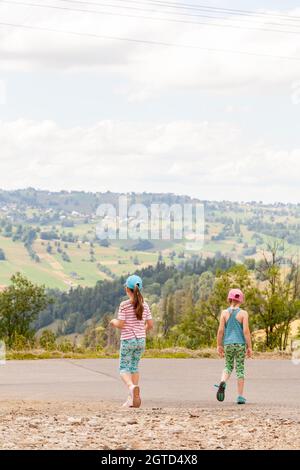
[110,274,153,408]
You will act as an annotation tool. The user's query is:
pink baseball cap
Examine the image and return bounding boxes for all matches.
[227,288,245,304]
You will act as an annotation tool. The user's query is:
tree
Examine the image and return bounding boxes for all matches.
[0,273,51,348]
[133,256,140,266]
[198,271,215,302]
[245,258,256,271]
[40,230,59,240]
[62,252,71,262]
[234,219,241,235]
[163,295,175,336]
[172,304,206,349]
[172,265,259,348]
[200,264,258,329]
[39,330,57,351]
[83,319,106,350]
[132,239,154,251]
[99,239,110,248]
[63,312,84,334]
[253,243,300,350]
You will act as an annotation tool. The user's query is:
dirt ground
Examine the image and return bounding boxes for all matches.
[0,401,299,450]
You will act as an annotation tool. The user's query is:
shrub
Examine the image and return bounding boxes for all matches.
[11,333,35,351]
[39,330,57,351]
[57,339,73,353]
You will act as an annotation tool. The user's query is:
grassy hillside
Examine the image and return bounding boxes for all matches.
[0,189,299,290]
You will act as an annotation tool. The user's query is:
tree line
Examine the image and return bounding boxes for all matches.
[0,246,299,352]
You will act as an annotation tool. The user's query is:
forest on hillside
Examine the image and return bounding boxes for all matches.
[0,189,299,353]
[0,242,299,353]
[0,189,300,290]
[35,244,300,352]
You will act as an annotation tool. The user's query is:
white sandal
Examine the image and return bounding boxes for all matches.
[121,396,133,408]
[130,385,141,408]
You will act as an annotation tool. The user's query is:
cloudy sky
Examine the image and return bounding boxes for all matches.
[0,0,300,202]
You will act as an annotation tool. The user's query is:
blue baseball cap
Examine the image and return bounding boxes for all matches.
[124,274,143,291]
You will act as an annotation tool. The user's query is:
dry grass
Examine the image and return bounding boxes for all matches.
[6,348,292,360]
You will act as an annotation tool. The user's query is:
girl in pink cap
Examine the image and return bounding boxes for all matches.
[215,288,252,404]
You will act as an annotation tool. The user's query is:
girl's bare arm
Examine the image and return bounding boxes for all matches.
[110,319,125,329]
[217,312,226,357]
[242,311,253,356]
[145,319,154,332]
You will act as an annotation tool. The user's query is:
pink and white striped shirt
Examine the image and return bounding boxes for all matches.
[118,299,152,340]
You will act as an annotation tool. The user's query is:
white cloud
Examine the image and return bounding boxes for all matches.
[0,118,299,202]
[0,3,144,71]
[0,4,299,204]
[0,3,300,97]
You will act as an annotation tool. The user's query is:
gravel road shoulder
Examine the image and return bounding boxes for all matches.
[0,401,299,450]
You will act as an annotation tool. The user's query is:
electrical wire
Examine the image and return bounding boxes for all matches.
[1,0,300,35]
[58,0,300,29]
[60,0,300,23]
[0,20,300,62]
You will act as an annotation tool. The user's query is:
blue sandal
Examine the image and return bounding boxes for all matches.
[214,381,226,402]
[237,395,246,404]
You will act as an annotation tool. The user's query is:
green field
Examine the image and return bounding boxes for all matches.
[1,193,300,290]
[0,236,65,289]
[0,234,186,289]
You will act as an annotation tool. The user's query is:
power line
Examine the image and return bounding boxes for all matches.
[64,0,300,23]
[0,20,300,62]
[58,0,300,28]
[110,0,300,22]
[2,0,300,35]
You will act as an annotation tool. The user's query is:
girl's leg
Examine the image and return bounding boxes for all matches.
[131,373,139,385]
[131,340,145,381]
[223,345,234,382]
[119,340,134,390]
[119,340,144,407]
[221,370,231,382]
[235,345,246,398]
[237,378,245,396]
[120,372,134,388]
[216,345,233,401]
[129,341,145,407]
[120,373,134,407]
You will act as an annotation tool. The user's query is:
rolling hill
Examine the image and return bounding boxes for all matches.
[0,188,299,290]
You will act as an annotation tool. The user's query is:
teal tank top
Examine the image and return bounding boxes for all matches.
[223,307,246,345]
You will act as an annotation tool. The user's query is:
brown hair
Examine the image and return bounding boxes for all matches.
[132,285,144,320]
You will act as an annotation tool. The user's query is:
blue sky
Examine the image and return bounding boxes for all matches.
[0,0,300,202]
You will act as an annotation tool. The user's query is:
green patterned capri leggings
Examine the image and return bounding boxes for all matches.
[119,338,146,374]
[224,344,246,379]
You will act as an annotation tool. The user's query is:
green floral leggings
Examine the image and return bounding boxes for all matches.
[224,344,246,379]
[119,338,146,374]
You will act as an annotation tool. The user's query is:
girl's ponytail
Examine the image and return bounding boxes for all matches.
[133,284,144,320]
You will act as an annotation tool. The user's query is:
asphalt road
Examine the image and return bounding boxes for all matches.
[0,359,299,407]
